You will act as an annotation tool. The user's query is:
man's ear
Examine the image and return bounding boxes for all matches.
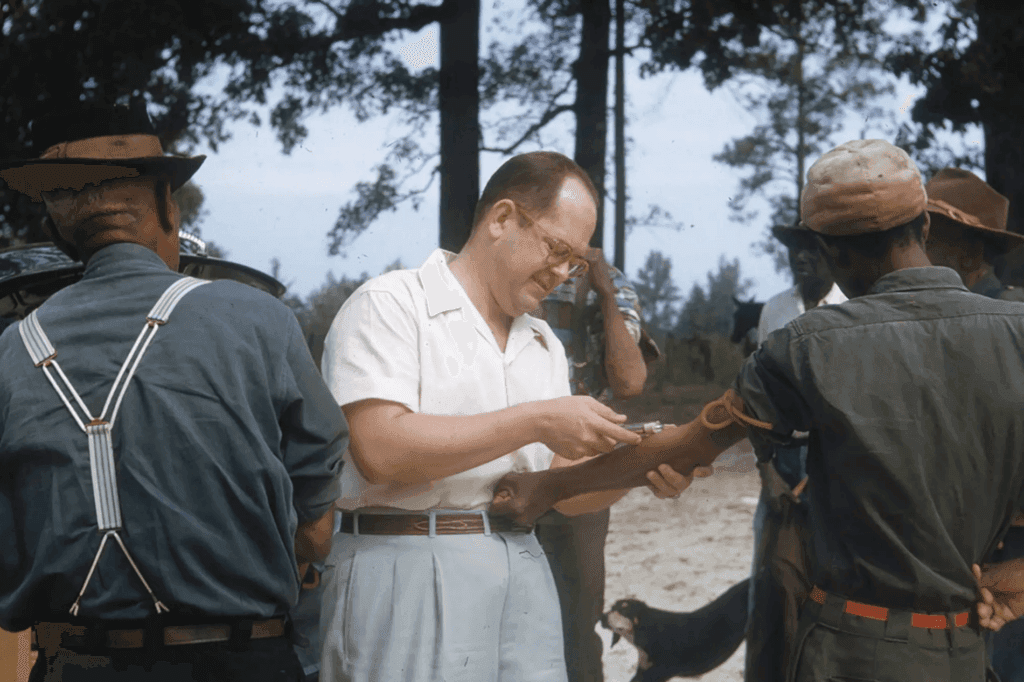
[487,199,517,240]
[165,182,181,235]
[40,215,81,262]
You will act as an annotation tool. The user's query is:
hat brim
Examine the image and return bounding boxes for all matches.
[927,203,1024,250]
[771,224,815,248]
[0,244,284,319]
[0,155,205,202]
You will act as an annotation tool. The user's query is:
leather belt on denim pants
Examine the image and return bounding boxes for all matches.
[810,586,970,629]
[338,511,533,535]
[34,618,286,652]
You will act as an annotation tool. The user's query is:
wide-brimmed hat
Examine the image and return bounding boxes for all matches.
[0,99,205,202]
[925,168,1024,249]
[800,139,927,236]
[771,223,816,249]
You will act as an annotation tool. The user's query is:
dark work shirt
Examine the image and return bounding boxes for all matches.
[734,266,1024,612]
[0,243,345,631]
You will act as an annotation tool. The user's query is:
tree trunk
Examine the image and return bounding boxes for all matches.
[974,0,1024,282]
[438,0,481,253]
[977,0,1024,236]
[574,0,611,248]
[613,0,626,271]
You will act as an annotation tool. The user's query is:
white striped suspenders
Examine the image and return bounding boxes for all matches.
[18,276,208,617]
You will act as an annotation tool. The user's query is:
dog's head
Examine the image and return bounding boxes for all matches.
[600,598,648,647]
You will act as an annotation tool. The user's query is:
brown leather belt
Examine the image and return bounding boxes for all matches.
[810,586,970,629]
[339,511,533,535]
[34,618,286,651]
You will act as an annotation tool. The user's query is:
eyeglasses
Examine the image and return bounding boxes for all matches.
[514,204,590,279]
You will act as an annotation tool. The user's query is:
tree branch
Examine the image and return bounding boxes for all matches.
[480,103,573,155]
[318,1,451,43]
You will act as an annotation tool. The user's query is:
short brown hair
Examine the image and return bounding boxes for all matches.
[472,151,599,229]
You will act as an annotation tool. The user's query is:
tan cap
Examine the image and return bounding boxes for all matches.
[800,139,927,236]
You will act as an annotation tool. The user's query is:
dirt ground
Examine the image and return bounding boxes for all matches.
[599,439,760,682]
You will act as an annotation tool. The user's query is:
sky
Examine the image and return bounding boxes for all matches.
[187,9,982,307]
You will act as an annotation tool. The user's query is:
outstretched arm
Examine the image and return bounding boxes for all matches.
[491,390,765,525]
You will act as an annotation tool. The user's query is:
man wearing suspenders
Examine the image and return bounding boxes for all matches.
[0,100,346,681]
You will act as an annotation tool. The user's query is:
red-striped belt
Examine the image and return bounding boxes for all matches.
[810,586,970,629]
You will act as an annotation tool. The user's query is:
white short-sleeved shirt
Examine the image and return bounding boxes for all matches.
[756,282,847,347]
[321,249,571,511]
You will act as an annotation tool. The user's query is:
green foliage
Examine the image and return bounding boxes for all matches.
[705,1,895,272]
[283,258,404,367]
[290,270,371,368]
[633,250,681,332]
[676,255,752,337]
[0,0,448,250]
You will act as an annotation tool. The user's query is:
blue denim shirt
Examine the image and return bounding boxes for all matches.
[735,266,1024,612]
[0,243,345,630]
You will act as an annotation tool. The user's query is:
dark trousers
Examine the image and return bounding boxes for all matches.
[536,508,610,682]
[791,593,991,682]
[987,527,1024,682]
[29,637,303,682]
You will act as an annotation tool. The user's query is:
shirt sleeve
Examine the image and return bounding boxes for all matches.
[732,325,814,448]
[609,266,643,344]
[278,314,346,524]
[321,288,421,413]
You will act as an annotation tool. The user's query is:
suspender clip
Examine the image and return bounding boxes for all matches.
[87,418,109,427]
[35,351,57,368]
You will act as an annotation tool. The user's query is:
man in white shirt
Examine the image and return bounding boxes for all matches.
[318,151,689,682]
[757,224,847,346]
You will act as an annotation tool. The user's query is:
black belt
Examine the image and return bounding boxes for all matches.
[338,511,533,535]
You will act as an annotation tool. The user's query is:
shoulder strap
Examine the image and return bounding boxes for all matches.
[17,276,207,617]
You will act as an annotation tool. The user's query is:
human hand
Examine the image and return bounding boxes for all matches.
[585,247,616,299]
[645,464,694,499]
[974,562,1024,631]
[490,470,559,527]
[536,396,642,460]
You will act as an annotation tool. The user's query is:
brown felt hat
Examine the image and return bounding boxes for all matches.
[925,168,1024,249]
[800,139,927,236]
[0,99,204,202]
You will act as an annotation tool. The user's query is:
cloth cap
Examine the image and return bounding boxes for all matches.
[0,99,204,202]
[800,139,926,236]
[925,168,1024,249]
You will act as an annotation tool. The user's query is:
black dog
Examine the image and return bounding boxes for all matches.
[600,578,750,682]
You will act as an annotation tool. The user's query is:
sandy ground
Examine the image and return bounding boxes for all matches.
[599,440,760,682]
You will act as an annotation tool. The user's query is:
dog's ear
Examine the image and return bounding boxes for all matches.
[611,632,620,647]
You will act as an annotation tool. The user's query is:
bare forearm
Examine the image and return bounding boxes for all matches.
[350,403,543,484]
[599,296,647,398]
[491,416,749,525]
[295,508,335,563]
[549,455,630,516]
[546,421,745,498]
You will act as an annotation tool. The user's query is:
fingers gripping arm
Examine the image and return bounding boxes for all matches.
[491,390,770,525]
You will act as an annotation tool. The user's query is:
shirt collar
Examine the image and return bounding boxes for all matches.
[418,249,465,317]
[866,266,969,296]
[81,242,173,281]
[417,248,549,356]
